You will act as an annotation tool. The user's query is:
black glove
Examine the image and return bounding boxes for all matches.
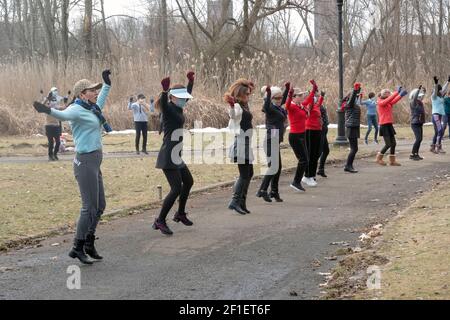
[434,76,439,85]
[102,69,112,86]
[447,76,450,83]
[33,101,51,115]
[63,97,69,104]
[418,85,423,90]
[321,91,326,97]
[47,91,53,100]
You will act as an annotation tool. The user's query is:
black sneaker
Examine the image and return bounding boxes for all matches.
[173,212,194,226]
[344,166,358,173]
[142,150,149,155]
[152,219,173,236]
[290,182,306,192]
[53,154,59,161]
[317,170,328,178]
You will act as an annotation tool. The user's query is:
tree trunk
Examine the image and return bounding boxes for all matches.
[84,0,94,72]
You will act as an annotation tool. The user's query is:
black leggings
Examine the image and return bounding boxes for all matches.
[411,124,423,155]
[259,137,282,193]
[158,166,194,222]
[346,137,359,167]
[381,135,397,155]
[135,122,148,151]
[306,130,322,178]
[319,129,330,171]
[289,133,309,184]
[45,125,61,156]
[238,163,254,180]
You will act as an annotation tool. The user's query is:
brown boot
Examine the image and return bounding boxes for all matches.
[430,144,438,154]
[438,145,446,154]
[389,155,401,166]
[376,153,387,166]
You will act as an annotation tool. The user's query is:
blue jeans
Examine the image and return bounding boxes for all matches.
[365,114,379,142]
[443,114,449,139]
[432,114,444,145]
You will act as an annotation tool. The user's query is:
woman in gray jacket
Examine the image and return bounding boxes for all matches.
[409,85,426,160]
[344,83,362,173]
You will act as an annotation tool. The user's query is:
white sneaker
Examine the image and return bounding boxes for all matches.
[309,178,318,187]
[302,177,317,187]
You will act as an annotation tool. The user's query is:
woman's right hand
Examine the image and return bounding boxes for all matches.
[288,87,295,99]
[226,96,235,108]
[310,80,318,92]
[161,77,171,92]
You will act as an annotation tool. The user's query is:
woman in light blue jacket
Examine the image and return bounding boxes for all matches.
[33,70,112,265]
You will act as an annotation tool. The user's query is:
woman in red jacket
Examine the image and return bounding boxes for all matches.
[286,80,318,192]
[376,86,408,166]
[303,87,324,187]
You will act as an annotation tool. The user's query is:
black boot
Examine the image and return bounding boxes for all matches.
[53,152,59,161]
[84,233,103,260]
[228,178,247,215]
[173,211,194,226]
[269,191,284,203]
[317,168,327,178]
[256,190,272,203]
[69,239,93,265]
[241,179,252,213]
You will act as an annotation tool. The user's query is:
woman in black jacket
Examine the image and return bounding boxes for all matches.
[153,72,195,236]
[410,85,426,161]
[344,83,362,173]
[317,95,330,178]
[256,83,289,203]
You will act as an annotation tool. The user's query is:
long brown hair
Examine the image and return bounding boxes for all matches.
[154,84,185,112]
[223,78,254,105]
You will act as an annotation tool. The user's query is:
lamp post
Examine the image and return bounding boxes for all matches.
[334,0,348,146]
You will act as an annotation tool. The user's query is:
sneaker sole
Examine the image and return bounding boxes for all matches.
[290,185,306,192]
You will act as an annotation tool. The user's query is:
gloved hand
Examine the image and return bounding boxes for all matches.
[161,77,171,92]
[447,75,450,83]
[129,96,134,103]
[285,82,291,90]
[102,70,112,85]
[434,76,439,85]
[33,101,51,114]
[321,91,326,97]
[63,97,69,104]
[310,80,318,92]
[288,87,295,99]
[354,83,361,92]
[397,86,403,94]
[266,85,271,96]
[400,89,408,97]
[187,71,195,82]
[226,95,235,108]
[47,91,53,100]
[418,85,423,91]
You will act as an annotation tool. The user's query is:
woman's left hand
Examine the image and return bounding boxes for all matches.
[102,70,112,85]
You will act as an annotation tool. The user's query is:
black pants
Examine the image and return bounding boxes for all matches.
[158,166,194,222]
[289,133,309,184]
[45,125,61,157]
[318,128,330,171]
[305,130,322,178]
[135,122,148,151]
[346,137,359,168]
[381,135,397,155]
[259,137,282,193]
[411,124,423,155]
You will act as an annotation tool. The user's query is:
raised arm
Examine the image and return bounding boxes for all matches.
[97,70,112,110]
[379,91,400,108]
[346,83,361,109]
[281,82,290,106]
[441,76,450,95]
[187,71,195,94]
[49,105,82,122]
[301,80,318,109]
[262,86,272,114]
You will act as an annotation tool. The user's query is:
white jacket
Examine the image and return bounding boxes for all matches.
[228,103,243,135]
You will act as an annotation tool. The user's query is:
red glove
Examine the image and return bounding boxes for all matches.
[266,85,271,96]
[289,87,295,99]
[285,82,291,90]
[226,96,235,108]
[187,71,195,82]
[354,83,361,91]
[161,77,171,91]
[310,80,318,92]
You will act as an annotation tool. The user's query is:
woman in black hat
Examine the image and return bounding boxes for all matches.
[153,71,195,236]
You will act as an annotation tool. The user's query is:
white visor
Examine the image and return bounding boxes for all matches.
[169,88,193,99]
